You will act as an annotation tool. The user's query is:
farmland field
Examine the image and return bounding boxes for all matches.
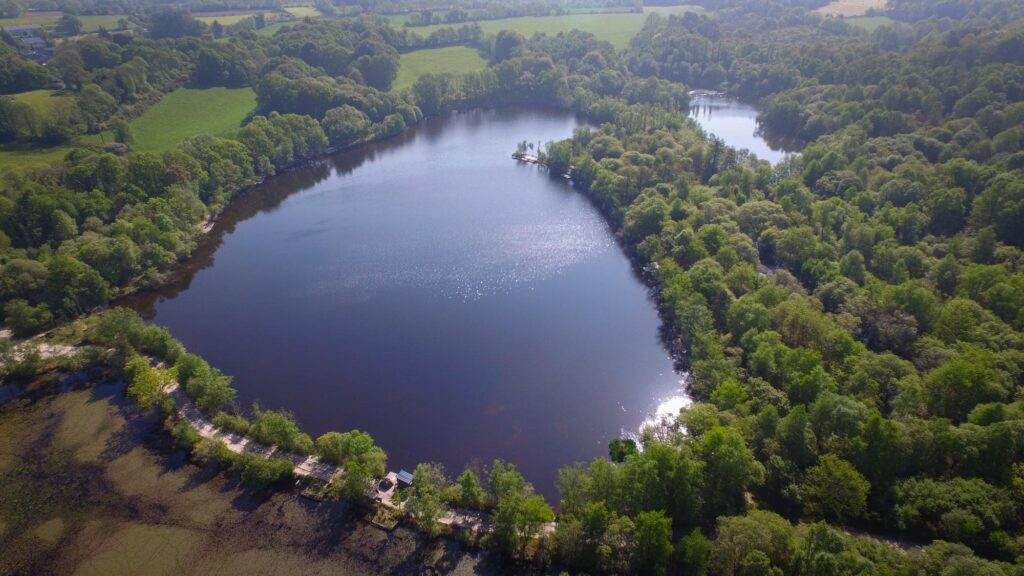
[642,5,706,16]
[126,87,257,153]
[392,46,488,92]
[193,11,269,25]
[815,0,887,17]
[404,6,703,49]
[284,6,321,18]
[0,91,78,170]
[9,89,73,116]
[0,12,130,31]
[0,143,74,171]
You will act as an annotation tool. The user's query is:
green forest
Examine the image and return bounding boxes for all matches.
[2,0,1024,573]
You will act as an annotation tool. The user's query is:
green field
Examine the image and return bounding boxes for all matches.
[844,15,896,31]
[0,91,76,170]
[194,12,269,25]
[284,6,321,18]
[642,5,705,16]
[407,6,703,49]
[392,46,488,92]
[0,143,74,171]
[10,89,72,115]
[0,13,129,32]
[125,87,257,153]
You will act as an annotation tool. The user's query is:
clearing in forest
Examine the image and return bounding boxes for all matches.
[392,46,488,93]
[126,87,257,153]
[409,6,703,50]
[0,90,77,170]
[0,12,129,31]
[815,0,888,17]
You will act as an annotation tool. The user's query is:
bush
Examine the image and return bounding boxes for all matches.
[237,455,294,491]
[124,355,167,411]
[4,299,53,337]
[249,406,313,453]
[175,352,237,414]
[87,308,184,361]
[315,429,386,476]
[173,419,200,450]
[212,412,250,435]
[196,438,236,467]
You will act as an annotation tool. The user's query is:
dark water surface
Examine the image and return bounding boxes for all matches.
[125,108,687,497]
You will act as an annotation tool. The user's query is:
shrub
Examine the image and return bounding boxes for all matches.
[250,406,313,453]
[238,455,294,491]
[212,412,250,435]
[173,419,200,450]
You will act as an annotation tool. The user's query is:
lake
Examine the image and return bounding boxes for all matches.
[689,94,791,164]
[125,102,780,497]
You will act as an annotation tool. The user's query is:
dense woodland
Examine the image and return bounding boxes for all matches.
[2,0,1024,574]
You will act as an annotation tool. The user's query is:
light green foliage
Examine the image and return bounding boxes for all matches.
[711,511,795,576]
[489,460,553,555]
[249,406,314,453]
[699,426,764,519]
[320,105,371,147]
[175,353,237,414]
[211,412,250,435]
[633,510,673,575]
[456,468,485,509]
[404,463,448,537]
[237,112,327,173]
[314,430,386,476]
[124,355,170,412]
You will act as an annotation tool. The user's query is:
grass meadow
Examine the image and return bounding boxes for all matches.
[392,46,489,93]
[815,0,888,17]
[0,12,129,32]
[124,87,256,153]
[0,90,77,170]
[407,6,702,49]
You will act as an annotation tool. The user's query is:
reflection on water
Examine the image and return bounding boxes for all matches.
[689,94,796,164]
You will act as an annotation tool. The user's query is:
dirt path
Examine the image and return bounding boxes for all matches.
[165,383,342,482]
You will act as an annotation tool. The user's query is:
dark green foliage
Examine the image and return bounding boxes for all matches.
[173,419,200,451]
[799,455,870,522]
[236,455,294,491]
